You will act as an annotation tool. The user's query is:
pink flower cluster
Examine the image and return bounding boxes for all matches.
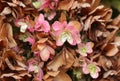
[14,12,101,80]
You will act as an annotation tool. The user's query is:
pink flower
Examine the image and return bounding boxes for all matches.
[25,37,35,45]
[34,14,50,32]
[45,11,56,20]
[52,21,81,46]
[34,0,58,10]
[37,45,55,61]
[32,0,45,9]
[27,58,43,81]
[76,42,93,56]
[14,18,28,33]
[82,61,100,79]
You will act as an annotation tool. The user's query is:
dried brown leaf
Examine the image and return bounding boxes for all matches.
[47,48,75,71]
[53,71,72,81]
[0,73,14,78]
[103,70,118,78]
[69,20,82,31]
[59,12,67,22]
[5,23,17,48]
[58,0,74,11]
[0,7,11,15]
[5,58,15,70]
[47,71,60,77]
[104,44,119,57]
[112,15,120,27]
[98,56,113,71]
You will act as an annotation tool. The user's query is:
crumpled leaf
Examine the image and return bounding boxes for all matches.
[111,15,120,27]
[4,23,17,48]
[47,48,75,71]
[103,70,118,78]
[104,44,119,57]
[98,56,113,71]
[53,71,72,81]
[0,49,31,81]
[58,0,74,11]
[0,7,11,15]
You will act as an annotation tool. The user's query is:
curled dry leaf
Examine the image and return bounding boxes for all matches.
[103,70,118,78]
[69,20,82,31]
[0,7,11,15]
[53,71,72,81]
[58,0,74,11]
[0,49,31,81]
[111,15,120,27]
[59,12,67,22]
[98,56,113,71]
[104,44,119,57]
[47,48,75,71]
[101,25,119,50]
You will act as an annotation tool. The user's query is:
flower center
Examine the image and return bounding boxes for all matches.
[88,64,97,74]
[60,31,72,43]
[34,65,39,73]
[81,47,87,53]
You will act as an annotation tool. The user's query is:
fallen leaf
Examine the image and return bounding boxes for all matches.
[104,44,119,57]
[53,71,72,81]
[58,0,74,11]
[47,48,75,71]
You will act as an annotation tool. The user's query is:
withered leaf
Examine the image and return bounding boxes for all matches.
[47,71,60,77]
[0,7,11,15]
[5,58,15,70]
[104,44,119,57]
[0,73,14,78]
[103,70,118,78]
[69,20,82,31]
[47,48,75,71]
[58,0,74,11]
[1,23,17,48]
[98,56,113,71]
[59,12,67,22]
[53,71,72,81]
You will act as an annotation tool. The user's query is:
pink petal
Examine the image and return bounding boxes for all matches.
[56,37,64,46]
[28,65,34,72]
[36,67,43,81]
[71,32,81,45]
[38,14,45,22]
[82,66,89,74]
[41,21,50,32]
[14,19,24,27]
[34,14,44,29]
[80,52,87,56]
[28,26,35,32]
[86,42,93,53]
[39,0,49,10]
[48,12,56,20]
[66,25,81,45]
[67,36,75,45]
[40,47,50,61]
[47,46,55,55]
[52,21,65,31]
[25,37,35,45]
[90,72,99,79]
[97,66,101,72]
